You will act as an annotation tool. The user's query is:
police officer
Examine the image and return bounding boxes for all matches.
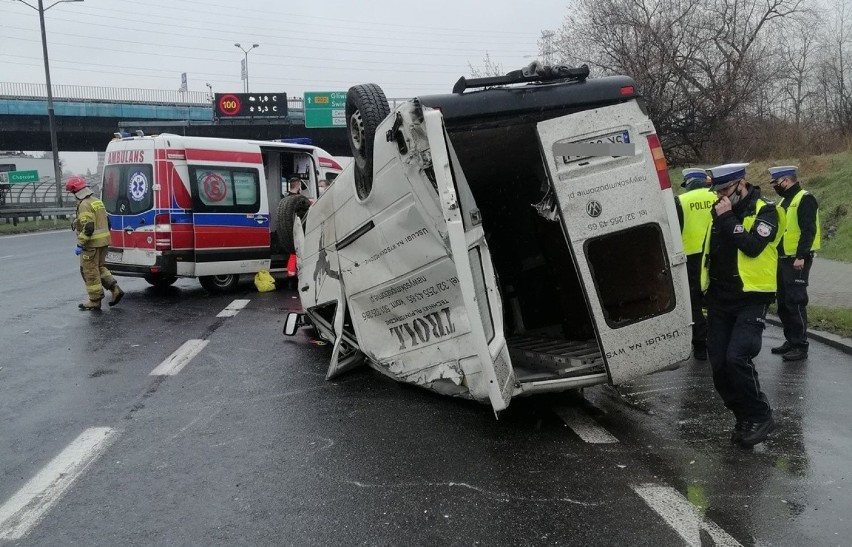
[675,168,715,360]
[67,176,124,310]
[701,163,783,448]
[768,166,820,362]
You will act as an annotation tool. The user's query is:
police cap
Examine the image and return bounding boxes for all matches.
[768,165,797,181]
[707,163,749,190]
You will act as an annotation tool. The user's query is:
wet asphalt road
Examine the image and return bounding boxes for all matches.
[1,231,850,546]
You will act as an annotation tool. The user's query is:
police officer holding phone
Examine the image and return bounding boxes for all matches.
[768,166,821,362]
[676,168,715,360]
[701,163,784,448]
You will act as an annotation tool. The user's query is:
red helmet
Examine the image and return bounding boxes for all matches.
[65,176,87,193]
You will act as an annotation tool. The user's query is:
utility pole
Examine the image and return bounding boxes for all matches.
[14,0,84,207]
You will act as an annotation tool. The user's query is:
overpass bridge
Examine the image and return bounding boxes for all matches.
[0,83,411,156]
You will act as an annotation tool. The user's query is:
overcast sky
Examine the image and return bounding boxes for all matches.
[3,0,567,171]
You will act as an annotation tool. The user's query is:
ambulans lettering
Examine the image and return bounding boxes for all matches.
[107,150,146,164]
[388,307,456,351]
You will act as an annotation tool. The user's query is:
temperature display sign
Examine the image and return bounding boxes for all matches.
[214,92,288,118]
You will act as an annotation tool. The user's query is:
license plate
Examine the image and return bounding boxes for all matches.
[557,130,632,164]
[106,251,123,263]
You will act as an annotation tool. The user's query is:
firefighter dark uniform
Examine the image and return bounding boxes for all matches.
[768,166,821,361]
[675,168,715,360]
[701,163,784,448]
[67,176,124,310]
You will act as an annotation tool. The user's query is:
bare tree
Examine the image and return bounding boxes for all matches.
[554,0,804,161]
[467,52,505,78]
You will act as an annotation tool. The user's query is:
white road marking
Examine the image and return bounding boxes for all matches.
[632,484,742,546]
[0,255,13,260]
[217,299,250,317]
[149,339,208,375]
[553,406,619,443]
[0,427,116,540]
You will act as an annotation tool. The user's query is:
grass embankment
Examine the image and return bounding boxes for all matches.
[672,150,852,262]
[0,217,69,235]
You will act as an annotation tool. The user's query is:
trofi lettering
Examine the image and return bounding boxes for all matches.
[388,307,456,351]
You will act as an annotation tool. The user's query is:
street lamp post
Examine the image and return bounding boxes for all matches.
[234,43,260,93]
[15,0,84,208]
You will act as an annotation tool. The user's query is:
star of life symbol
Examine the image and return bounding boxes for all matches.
[128,171,148,202]
[586,200,603,218]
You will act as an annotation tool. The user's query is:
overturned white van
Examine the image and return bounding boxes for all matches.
[284,64,692,412]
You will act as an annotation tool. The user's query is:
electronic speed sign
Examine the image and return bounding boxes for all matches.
[214,92,288,118]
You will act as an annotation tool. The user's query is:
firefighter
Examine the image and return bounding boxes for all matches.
[701,163,784,448]
[67,176,124,310]
[675,168,716,360]
[768,166,820,362]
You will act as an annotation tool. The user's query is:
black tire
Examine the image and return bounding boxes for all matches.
[276,194,311,255]
[345,83,390,200]
[199,274,239,293]
[143,274,177,288]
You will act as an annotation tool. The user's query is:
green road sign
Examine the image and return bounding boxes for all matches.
[304,91,347,128]
[0,170,39,184]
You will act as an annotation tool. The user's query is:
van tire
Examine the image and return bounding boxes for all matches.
[276,194,311,255]
[143,274,177,288]
[199,274,239,293]
[346,83,390,200]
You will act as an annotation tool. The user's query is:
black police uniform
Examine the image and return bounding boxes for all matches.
[776,183,818,352]
[704,185,779,445]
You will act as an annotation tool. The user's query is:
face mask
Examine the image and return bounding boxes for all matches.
[728,183,743,206]
[772,184,784,196]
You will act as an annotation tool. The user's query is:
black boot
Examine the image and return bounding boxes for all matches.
[739,416,775,448]
[782,347,808,362]
[730,419,746,444]
[771,341,793,355]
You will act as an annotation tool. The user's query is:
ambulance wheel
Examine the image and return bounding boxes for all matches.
[199,274,239,293]
[346,83,390,200]
[143,274,177,288]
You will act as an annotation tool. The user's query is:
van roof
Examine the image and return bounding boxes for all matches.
[418,75,638,126]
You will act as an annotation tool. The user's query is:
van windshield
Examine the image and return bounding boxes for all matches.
[102,164,154,215]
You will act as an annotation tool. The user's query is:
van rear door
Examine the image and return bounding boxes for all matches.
[102,141,157,265]
[185,147,271,276]
[536,100,692,384]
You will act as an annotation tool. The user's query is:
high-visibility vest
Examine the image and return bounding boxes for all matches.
[782,190,821,256]
[678,188,716,255]
[701,199,784,293]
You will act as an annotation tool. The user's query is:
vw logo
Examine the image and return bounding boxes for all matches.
[586,200,603,218]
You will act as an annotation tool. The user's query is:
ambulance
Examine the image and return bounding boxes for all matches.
[101,134,340,292]
[285,63,694,412]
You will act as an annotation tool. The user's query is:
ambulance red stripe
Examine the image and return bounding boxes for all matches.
[184,149,263,163]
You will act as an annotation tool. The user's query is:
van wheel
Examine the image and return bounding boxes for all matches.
[199,274,239,293]
[346,83,390,200]
[143,274,177,288]
[276,194,311,255]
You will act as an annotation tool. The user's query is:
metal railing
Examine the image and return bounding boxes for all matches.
[0,82,412,110]
[0,175,99,208]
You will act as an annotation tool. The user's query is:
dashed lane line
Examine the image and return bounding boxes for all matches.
[149,339,209,376]
[217,299,250,318]
[632,484,742,546]
[553,406,619,443]
[0,427,116,540]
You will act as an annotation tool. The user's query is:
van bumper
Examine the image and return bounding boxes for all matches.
[106,251,181,278]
